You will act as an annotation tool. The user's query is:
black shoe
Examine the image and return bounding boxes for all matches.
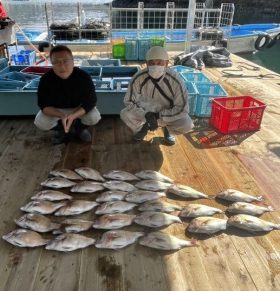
[79,129,92,143]
[51,130,67,145]
[133,123,149,142]
[163,127,176,145]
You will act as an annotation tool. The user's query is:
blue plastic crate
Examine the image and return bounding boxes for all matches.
[194,83,228,117]
[180,72,211,83]
[0,71,39,83]
[11,50,36,66]
[102,66,139,78]
[125,38,138,60]
[94,80,112,91]
[112,77,132,91]
[81,59,121,67]
[23,78,41,90]
[0,80,26,91]
[170,65,195,73]
[79,66,102,79]
[184,81,199,116]
[138,38,150,60]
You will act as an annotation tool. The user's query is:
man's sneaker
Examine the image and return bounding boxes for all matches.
[51,131,67,145]
[163,127,176,145]
[79,128,92,143]
[133,123,149,142]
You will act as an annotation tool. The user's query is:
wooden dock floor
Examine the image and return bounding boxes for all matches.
[0,54,280,291]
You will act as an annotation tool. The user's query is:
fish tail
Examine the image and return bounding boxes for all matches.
[267,206,274,212]
[257,196,264,201]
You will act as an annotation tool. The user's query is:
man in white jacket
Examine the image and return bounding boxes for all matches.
[120,46,193,145]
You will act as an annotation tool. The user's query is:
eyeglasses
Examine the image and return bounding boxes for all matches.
[51,59,73,66]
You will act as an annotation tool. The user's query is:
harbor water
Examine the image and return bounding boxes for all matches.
[2,0,280,74]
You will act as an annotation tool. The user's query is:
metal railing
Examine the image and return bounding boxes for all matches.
[44,2,234,47]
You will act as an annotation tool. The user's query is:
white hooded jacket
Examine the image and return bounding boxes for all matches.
[123,67,189,122]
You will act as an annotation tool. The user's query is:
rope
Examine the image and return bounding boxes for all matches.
[222,61,280,79]
[14,23,48,65]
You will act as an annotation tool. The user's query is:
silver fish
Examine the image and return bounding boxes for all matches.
[227,202,274,216]
[70,181,104,193]
[139,231,197,250]
[168,184,208,199]
[2,229,49,247]
[46,233,95,252]
[180,204,223,218]
[50,168,83,180]
[40,177,77,189]
[55,200,99,216]
[134,211,182,228]
[227,214,280,232]
[15,213,60,233]
[103,180,137,192]
[74,167,105,182]
[135,170,174,183]
[95,201,137,215]
[95,230,144,249]
[93,213,136,229]
[125,190,166,204]
[20,200,66,215]
[31,190,72,201]
[54,219,93,234]
[134,180,172,191]
[96,191,127,202]
[138,200,182,213]
[216,189,263,202]
[103,170,139,181]
[188,216,228,234]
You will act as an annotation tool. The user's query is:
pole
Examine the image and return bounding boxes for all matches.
[185,0,196,53]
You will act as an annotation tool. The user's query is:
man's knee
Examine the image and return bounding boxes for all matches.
[82,108,101,126]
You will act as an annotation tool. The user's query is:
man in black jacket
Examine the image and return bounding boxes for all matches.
[34,45,101,143]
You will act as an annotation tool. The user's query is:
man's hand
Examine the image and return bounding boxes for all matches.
[145,112,159,131]
[61,114,75,133]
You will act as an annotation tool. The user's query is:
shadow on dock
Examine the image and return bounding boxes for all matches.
[185,117,255,149]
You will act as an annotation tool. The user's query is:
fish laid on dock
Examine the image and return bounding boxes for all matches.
[21,200,66,215]
[216,189,263,202]
[227,214,280,232]
[70,181,104,193]
[50,168,83,180]
[54,219,93,234]
[138,200,182,213]
[139,231,197,250]
[95,201,137,215]
[96,190,128,202]
[168,184,209,199]
[188,216,228,234]
[54,200,99,216]
[74,167,105,182]
[227,202,274,216]
[2,229,49,248]
[31,190,73,201]
[15,213,60,233]
[135,170,174,183]
[180,204,223,218]
[134,180,172,191]
[103,180,137,192]
[95,230,144,249]
[125,190,166,203]
[93,213,136,229]
[46,233,95,252]
[103,170,139,181]
[40,177,77,189]
[134,211,182,228]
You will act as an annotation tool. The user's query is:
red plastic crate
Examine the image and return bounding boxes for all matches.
[210,96,266,134]
[21,66,52,76]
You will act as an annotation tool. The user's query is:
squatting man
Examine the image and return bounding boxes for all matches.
[120,46,193,145]
[34,45,101,144]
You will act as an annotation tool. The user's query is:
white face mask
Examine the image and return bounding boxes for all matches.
[148,65,166,79]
